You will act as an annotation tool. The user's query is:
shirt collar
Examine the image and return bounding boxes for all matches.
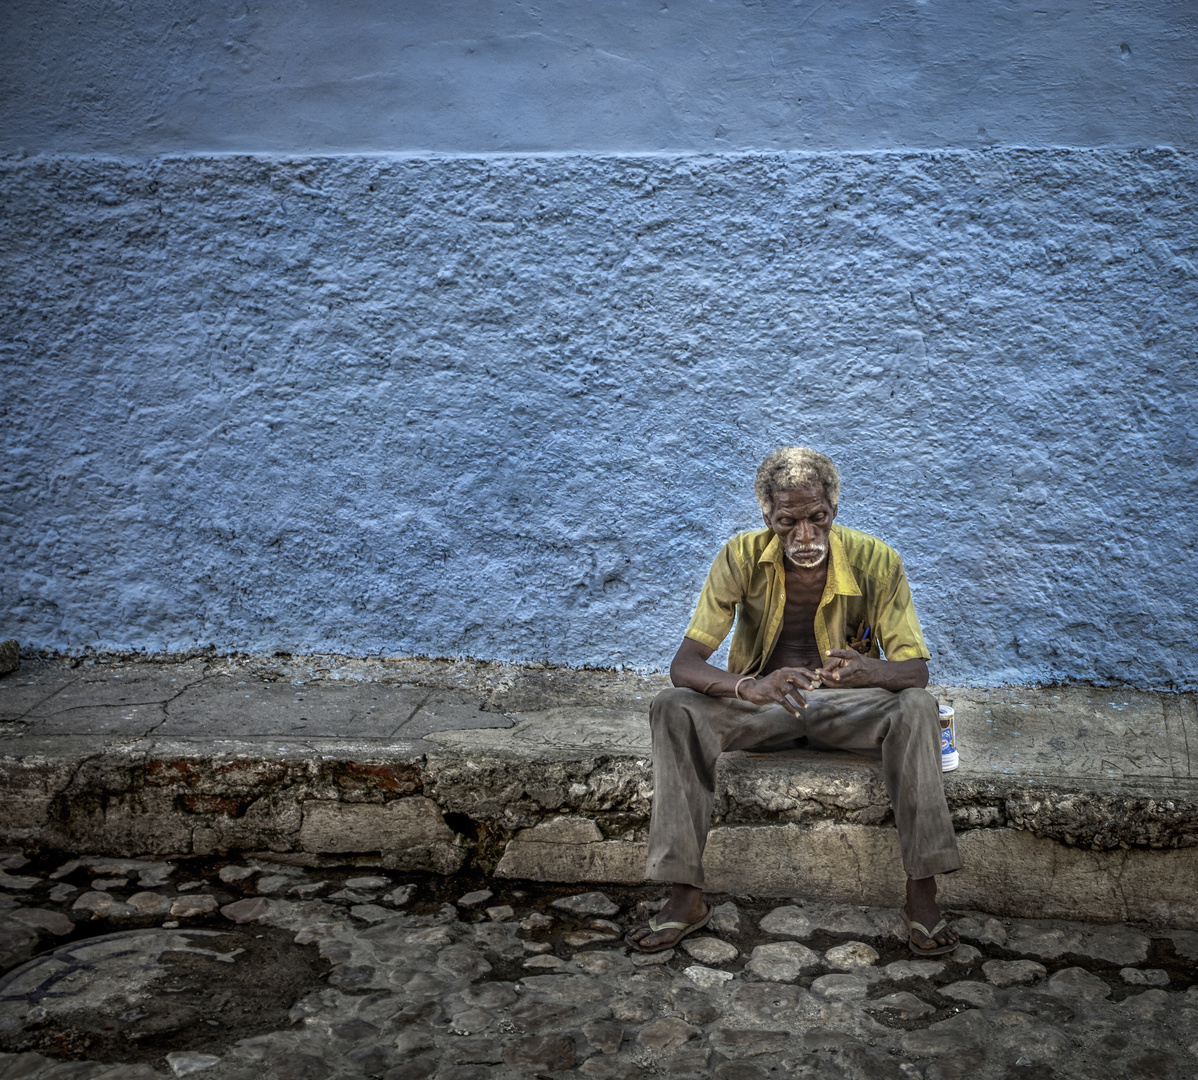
[760,532,785,566]
[759,527,863,596]
[826,527,863,597]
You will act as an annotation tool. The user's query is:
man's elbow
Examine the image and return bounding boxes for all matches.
[669,640,697,687]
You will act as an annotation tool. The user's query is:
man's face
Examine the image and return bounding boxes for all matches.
[764,485,837,569]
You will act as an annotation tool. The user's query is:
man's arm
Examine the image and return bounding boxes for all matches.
[670,637,825,717]
[672,637,928,710]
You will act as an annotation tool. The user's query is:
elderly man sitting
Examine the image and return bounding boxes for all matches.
[627,447,960,956]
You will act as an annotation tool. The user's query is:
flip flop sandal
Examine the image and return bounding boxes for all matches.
[625,908,712,954]
[905,915,958,957]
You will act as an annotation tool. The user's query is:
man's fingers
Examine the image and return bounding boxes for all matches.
[751,671,812,712]
[778,687,806,713]
[772,692,800,716]
[818,650,864,682]
[743,677,802,714]
[793,669,823,690]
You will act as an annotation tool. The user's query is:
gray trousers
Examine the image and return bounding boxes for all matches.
[645,686,962,888]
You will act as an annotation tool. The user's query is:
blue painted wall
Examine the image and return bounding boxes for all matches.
[1,4,1196,688]
[3,1,1195,154]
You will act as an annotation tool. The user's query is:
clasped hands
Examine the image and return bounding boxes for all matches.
[737,650,877,715]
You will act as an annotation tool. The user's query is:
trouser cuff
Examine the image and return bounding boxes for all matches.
[906,851,963,879]
[644,857,704,890]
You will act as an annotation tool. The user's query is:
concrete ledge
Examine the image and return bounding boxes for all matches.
[1,656,1195,927]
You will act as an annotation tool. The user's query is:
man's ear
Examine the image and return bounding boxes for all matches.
[762,510,772,529]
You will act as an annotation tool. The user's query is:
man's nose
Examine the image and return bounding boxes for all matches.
[796,521,814,541]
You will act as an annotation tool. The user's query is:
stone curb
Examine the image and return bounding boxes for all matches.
[1,657,1195,927]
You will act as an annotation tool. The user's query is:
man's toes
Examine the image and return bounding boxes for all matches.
[918,927,957,951]
[629,922,673,948]
[911,927,952,952]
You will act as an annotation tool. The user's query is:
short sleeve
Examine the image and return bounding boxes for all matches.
[874,558,931,663]
[683,541,744,651]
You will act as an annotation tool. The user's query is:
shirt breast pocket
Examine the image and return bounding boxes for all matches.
[845,610,872,654]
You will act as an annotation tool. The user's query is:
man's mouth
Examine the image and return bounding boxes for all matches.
[785,542,828,568]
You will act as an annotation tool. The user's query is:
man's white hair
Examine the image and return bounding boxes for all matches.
[754,447,841,515]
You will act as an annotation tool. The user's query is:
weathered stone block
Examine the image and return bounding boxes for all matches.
[298,797,459,869]
[494,820,908,898]
[494,818,645,883]
[47,796,196,857]
[524,816,604,844]
[0,798,52,837]
[190,826,219,856]
[491,816,1198,927]
[942,829,1198,927]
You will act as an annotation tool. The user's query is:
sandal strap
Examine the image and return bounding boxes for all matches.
[647,916,693,932]
[908,917,948,939]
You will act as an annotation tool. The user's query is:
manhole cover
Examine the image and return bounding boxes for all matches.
[0,926,328,1065]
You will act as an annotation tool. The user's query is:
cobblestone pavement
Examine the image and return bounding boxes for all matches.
[0,850,1195,1080]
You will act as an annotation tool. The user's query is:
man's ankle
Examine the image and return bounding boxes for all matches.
[665,885,706,916]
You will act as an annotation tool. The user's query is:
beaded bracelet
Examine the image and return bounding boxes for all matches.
[734,676,754,701]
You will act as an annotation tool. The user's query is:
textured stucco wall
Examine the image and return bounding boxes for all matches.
[3,151,1196,685]
[2,3,1197,686]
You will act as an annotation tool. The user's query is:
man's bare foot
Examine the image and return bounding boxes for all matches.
[905,875,958,954]
[626,884,709,952]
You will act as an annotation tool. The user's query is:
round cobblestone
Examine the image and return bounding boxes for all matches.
[681,935,738,965]
[824,940,880,970]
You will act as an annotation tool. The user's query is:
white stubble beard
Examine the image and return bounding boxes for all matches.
[784,542,828,569]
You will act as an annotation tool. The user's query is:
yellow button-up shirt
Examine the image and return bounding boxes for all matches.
[683,524,931,676]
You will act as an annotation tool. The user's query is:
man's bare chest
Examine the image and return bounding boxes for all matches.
[783,566,826,610]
